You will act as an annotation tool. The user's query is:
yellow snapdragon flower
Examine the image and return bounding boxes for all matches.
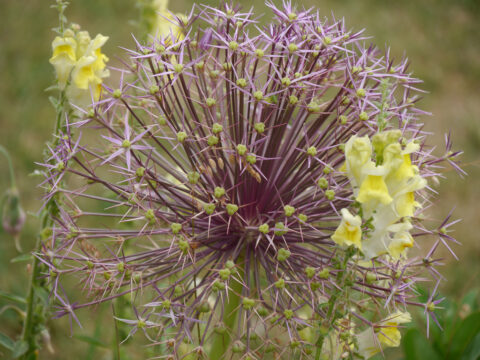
[388,229,414,259]
[357,174,393,206]
[357,311,411,359]
[49,36,77,89]
[342,135,373,187]
[50,27,109,109]
[153,0,187,44]
[331,208,362,250]
[340,131,426,260]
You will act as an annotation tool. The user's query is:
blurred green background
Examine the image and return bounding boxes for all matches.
[0,0,479,358]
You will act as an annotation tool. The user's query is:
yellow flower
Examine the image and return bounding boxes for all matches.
[388,230,414,259]
[49,36,77,89]
[343,135,373,187]
[75,31,92,57]
[86,34,109,76]
[357,174,393,206]
[357,311,411,359]
[71,55,98,90]
[395,191,417,217]
[377,311,411,347]
[372,130,402,164]
[153,0,186,44]
[331,208,362,250]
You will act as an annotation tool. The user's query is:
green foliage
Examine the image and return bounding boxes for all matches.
[402,288,480,360]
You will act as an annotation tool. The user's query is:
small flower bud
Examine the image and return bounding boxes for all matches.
[317,177,328,189]
[206,97,216,107]
[288,43,298,53]
[284,205,295,217]
[226,203,238,216]
[246,154,256,165]
[2,188,26,237]
[253,90,263,101]
[177,131,187,143]
[212,123,223,134]
[305,266,316,279]
[207,135,219,146]
[136,167,145,178]
[149,85,159,95]
[307,100,321,113]
[258,223,269,234]
[255,48,264,58]
[283,309,294,319]
[187,171,200,185]
[281,77,291,86]
[113,89,122,98]
[174,63,184,73]
[356,88,366,97]
[275,278,285,289]
[171,222,182,234]
[212,280,225,291]
[242,297,255,309]
[359,111,368,121]
[275,222,287,236]
[298,213,308,223]
[232,340,246,353]
[236,144,247,155]
[318,268,330,279]
[277,248,291,261]
[325,189,335,200]
[214,187,225,198]
[204,203,216,215]
[307,146,317,157]
[254,122,265,133]
[236,78,247,88]
[219,268,231,280]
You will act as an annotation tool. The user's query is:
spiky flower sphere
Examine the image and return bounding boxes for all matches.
[40,2,462,359]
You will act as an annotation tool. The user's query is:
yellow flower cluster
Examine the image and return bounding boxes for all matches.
[49,26,109,109]
[357,311,411,358]
[332,130,426,259]
[152,0,187,44]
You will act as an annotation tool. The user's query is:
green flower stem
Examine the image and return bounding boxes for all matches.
[314,247,356,360]
[20,87,66,359]
[0,145,16,187]
[209,260,245,359]
[20,234,44,359]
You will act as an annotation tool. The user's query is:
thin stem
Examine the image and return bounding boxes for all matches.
[314,247,355,360]
[208,259,245,359]
[20,89,67,360]
[0,145,16,187]
[20,215,49,359]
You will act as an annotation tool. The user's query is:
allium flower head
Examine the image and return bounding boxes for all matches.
[40,2,463,358]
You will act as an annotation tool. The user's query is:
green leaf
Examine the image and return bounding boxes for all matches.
[74,335,108,348]
[403,328,442,360]
[0,332,14,351]
[12,340,28,358]
[10,253,33,263]
[461,289,479,312]
[461,332,480,360]
[448,312,480,359]
[48,96,59,108]
[0,290,26,304]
